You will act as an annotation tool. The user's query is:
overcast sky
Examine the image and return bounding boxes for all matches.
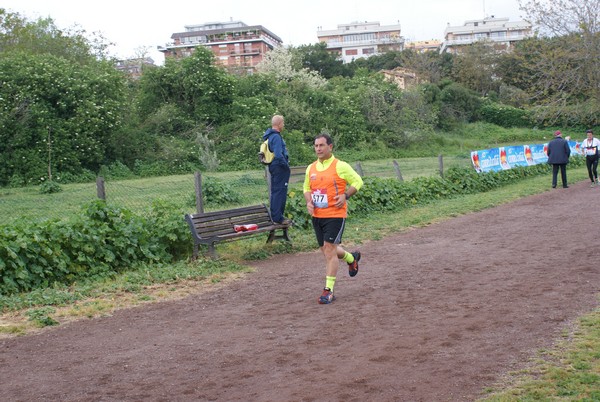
[3,0,527,64]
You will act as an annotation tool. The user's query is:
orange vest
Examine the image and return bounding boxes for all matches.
[308,158,347,218]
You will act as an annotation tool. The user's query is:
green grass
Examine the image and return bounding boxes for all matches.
[0,157,468,224]
[480,309,600,401]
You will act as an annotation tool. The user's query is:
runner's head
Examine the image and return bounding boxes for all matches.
[586,129,593,140]
[314,134,333,162]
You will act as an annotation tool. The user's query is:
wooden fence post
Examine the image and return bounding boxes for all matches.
[392,160,404,181]
[355,162,364,177]
[194,171,204,213]
[438,154,444,178]
[96,176,106,200]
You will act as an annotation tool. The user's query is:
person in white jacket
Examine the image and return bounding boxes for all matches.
[580,129,600,187]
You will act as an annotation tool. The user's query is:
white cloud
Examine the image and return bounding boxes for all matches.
[2,0,525,64]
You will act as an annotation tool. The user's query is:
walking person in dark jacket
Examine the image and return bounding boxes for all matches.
[262,115,291,224]
[547,130,571,188]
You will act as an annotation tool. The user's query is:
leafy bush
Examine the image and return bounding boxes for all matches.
[201,178,241,206]
[98,161,135,180]
[0,156,580,295]
[39,181,63,194]
[0,200,188,295]
[438,83,482,130]
[480,102,532,128]
[284,163,561,230]
[25,307,58,327]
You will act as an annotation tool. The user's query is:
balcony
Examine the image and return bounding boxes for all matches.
[229,49,260,56]
[323,37,404,49]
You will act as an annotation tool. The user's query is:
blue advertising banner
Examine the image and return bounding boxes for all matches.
[471,141,583,172]
[523,144,536,166]
[568,140,581,156]
[529,143,548,165]
[471,148,502,172]
[503,146,529,168]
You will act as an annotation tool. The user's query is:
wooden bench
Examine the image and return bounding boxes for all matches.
[185,203,291,260]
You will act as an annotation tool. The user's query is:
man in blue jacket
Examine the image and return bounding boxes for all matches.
[547,130,571,188]
[262,115,291,223]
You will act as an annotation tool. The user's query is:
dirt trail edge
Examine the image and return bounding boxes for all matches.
[1,182,599,402]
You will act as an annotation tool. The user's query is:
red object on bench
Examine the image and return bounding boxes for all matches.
[234,224,258,232]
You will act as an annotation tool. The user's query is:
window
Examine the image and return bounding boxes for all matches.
[343,33,376,43]
[362,48,375,55]
[345,49,358,56]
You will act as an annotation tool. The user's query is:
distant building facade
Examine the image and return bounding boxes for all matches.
[317,21,404,64]
[381,68,422,90]
[405,40,441,53]
[115,58,155,79]
[441,16,533,54]
[158,20,282,73]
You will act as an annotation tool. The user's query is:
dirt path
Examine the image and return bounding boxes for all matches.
[1,182,599,401]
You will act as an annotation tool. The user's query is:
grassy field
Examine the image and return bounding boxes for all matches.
[0,156,470,224]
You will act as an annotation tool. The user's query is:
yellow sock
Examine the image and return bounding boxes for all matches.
[326,276,336,292]
[342,251,354,264]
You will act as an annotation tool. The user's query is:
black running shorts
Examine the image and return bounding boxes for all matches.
[312,217,345,246]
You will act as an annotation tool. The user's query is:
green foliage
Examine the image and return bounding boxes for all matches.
[212,120,264,170]
[0,52,126,185]
[39,180,62,194]
[25,306,58,327]
[135,48,236,125]
[98,161,135,180]
[201,177,242,206]
[284,163,558,230]
[0,9,110,62]
[438,83,483,129]
[0,9,594,184]
[502,31,600,126]
[294,42,351,79]
[0,200,189,295]
[479,101,533,128]
[450,42,499,96]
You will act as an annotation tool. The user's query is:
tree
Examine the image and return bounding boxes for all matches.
[0,52,126,185]
[350,51,403,72]
[519,0,599,37]
[0,10,128,185]
[400,50,454,84]
[0,8,112,63]
[256,46,326,89]
[517,0,600,125]
[136,48,236,125]
[450,42,500,96]
[294,42,350,79]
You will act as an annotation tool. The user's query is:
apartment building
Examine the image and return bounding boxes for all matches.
[441,16,533,54]
[115,57,155,79]
[405,40,441,53]
[317,21,404,64]
[158,20,282,73]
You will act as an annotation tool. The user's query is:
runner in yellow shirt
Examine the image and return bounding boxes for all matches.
[303,134,364,304]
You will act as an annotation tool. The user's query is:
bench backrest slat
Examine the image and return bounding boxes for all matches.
[185,204,275,241]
